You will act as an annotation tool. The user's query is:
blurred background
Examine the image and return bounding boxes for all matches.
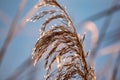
[0,0,120,80]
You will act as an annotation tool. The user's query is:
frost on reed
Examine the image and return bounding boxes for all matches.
[29,0,96,80]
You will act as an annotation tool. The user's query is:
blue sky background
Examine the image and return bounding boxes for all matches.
[0,0,120,80]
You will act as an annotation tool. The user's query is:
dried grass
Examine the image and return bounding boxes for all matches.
[29,0,96,80]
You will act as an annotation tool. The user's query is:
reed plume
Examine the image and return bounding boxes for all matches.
[28,0,96,80]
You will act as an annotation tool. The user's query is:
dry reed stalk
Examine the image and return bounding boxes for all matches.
[15,3,40,35]
[111,53,120,80]
[83,21,99,48]
[79,1,120,66]
[89,15,112,65]
[29,0,96,80]
[0,0,27,65]
[82,5,120,22]
[99,44,120,56]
